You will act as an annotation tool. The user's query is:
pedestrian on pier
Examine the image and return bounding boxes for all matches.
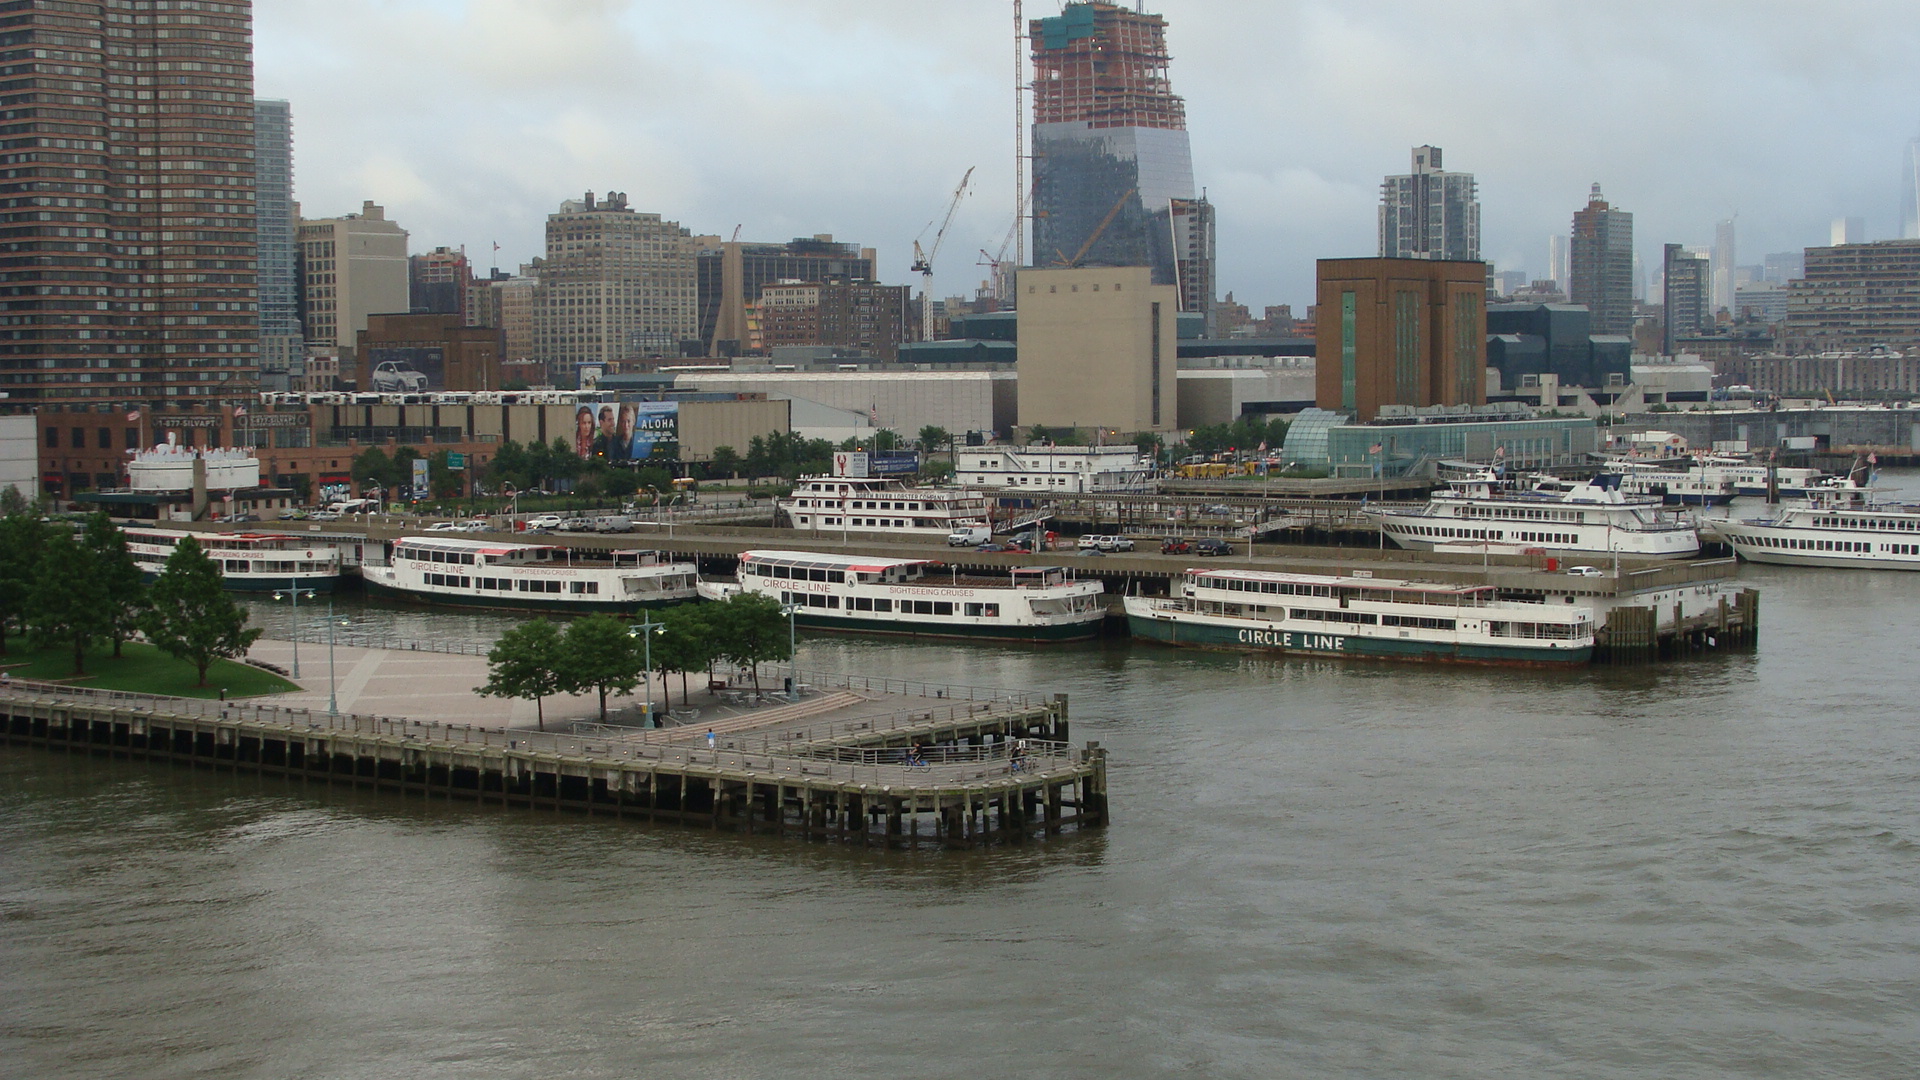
[706,728,716,750]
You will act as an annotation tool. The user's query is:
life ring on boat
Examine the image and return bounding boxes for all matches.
[305,550,313,558]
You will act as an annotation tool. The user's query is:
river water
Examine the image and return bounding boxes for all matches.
[4,486,1919,1078]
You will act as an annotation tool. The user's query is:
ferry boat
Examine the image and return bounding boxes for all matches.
[778,476,989,540]
[1125,568,1595,666]
[1716,480,1920,569]
[1611,463,1738,507]
[1367,473,1701,560]
[1695,455,1831,500]
[362,536,697,612]
[124,528,342,592]
[704,549,1107,641]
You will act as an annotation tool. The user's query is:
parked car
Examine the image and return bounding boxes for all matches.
[278,509,309,521]
[557,517,596,532]
[370,360,429,392]
[453,520,491,533]
[1160,538,1191,555]
[1565,565,1605,577]
[309,510,341,521]
[594,515,634,533]
[524,514,564,530]
[1192,538,1234,556]
[220,512,260,523]
[975,542,1012,553]
[425,521,459,532]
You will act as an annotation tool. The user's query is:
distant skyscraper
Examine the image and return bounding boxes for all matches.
[1832,217,1865,246]
[1712,218,1737,315]
[0,1,258,409]
[1378,146,1480,261]
[255,100,301,394]
[1548,234,1569,289]
[1663,243,1710,355]
[1569,184,1634,336]
[1903,138,1920,240]
[534,191,696,381]
[1029,3,1214,329]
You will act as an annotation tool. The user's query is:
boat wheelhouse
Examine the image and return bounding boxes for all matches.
[1125,567,1595,666]
[1368,473,1700,560]
[1717,482,1920,569]
[1694,456,1831,500]
[363,537,697,611]
[713,549,1107,641]
[1611,463,1738,506]
[124,528,342,592]
[778,476,989,539]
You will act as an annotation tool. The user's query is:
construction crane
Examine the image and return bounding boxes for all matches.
[911,166,974,342]
[977,190,1027,305]
[1054,187,1134,268]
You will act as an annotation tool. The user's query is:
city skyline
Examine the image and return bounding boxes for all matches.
[257,0,1920,312]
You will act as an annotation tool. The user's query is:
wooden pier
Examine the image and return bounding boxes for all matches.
[0,675,1107,851]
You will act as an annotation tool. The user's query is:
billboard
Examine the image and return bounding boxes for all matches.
[368,346,445,393]
[567,399,679,463]
[870,451,920,476]
[411,457,431,501]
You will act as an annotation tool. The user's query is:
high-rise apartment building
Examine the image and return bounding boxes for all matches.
[1568,184,1634,336]
[255,99,300,394]
[1784,240,1920,353]
[1378,146,1480,262]
[1029,2,1214,329]
[1663,244,1710,355]
[534,191,696,382]
[697,236,874,356]
[298,202,410,358]
[0,1,258,407]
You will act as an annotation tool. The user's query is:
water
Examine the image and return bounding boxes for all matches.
[5,500,1920,1077]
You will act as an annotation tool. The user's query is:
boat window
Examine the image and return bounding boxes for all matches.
[809,568,827,582]
[873,599,892,612]
[829,571,845,583]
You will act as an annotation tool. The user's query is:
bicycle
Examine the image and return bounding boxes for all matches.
[1008,755,1032,774]
[903,753,931,773]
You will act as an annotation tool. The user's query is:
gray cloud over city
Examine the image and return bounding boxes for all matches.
[258,0,1920,309]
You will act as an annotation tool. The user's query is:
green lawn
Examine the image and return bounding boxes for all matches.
[0,640,297,699]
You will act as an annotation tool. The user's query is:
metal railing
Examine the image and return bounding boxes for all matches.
[0,679,1077,787]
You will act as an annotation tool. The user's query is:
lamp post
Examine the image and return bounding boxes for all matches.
[779,602,799,698]
[268,579,317,678]
[626,615,666,722]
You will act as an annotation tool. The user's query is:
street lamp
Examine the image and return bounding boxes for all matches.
[779,601,799,699]
[268,580,317,678]
[626,615,667,723]
[289,602,349,718]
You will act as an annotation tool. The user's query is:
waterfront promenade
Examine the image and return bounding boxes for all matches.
[245,637,592,728]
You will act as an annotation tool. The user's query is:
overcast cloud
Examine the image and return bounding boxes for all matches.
[256,0,1920,311]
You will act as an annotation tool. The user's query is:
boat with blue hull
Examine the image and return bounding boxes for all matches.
[1124,567,1596,666]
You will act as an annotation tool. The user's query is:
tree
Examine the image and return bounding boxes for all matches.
[351,446,392,500]
[0,486,31,517]
[653,603,719,706]
[556,614,642,723]
[143,536,261,687]
[710,446,740,479]
[918,425,953,468]
[0,512,47,656]
[83,512,147,657]
[390,446,422,501]
[474,618,565,730]
[487,440,530,491]
[29,529,110,676]
[712,592,792,692]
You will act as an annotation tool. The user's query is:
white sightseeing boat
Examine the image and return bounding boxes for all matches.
[1368,473,1701,560]
[1716,480,1920,570]
[1611,463,1738,507]
[1125,567,1596,666]
[363,536,697,612]
[1695,455,1832,500]
[778,476,989,540]
[124,528,342,592]
[703,549,1107,641]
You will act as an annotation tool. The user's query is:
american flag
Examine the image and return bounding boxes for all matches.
[1369,443,1382,455]
[233,405,246,417]
[125,409,139,422]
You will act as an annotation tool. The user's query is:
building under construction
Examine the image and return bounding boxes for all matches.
[1029,2,1215,332]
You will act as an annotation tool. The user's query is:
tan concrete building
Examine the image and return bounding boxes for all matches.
[1015,266,1179,434]
[535,192,698,384]
[1315,257,1486,422]
[299,201,411,355]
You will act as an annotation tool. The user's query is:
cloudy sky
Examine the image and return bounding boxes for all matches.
[257,0,1920,312]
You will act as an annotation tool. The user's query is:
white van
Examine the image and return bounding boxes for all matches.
[946,524,991,547]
